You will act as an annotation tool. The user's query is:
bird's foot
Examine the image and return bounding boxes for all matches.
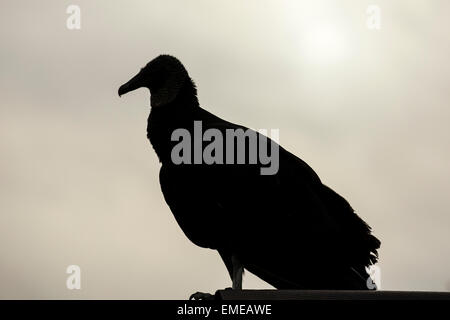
[189,291,215,300]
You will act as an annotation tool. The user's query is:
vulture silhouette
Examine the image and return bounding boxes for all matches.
[118,55,380,297]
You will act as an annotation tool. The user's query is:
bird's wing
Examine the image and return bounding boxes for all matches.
[159,109,379,289]
[203,144,377,289]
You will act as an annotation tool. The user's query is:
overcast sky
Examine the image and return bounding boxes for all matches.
[1,0,449,298]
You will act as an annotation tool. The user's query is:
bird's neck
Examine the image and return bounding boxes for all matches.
[147,88,199,163]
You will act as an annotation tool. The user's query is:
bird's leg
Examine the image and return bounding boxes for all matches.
[231,254,243,290]
[190,254,242,299]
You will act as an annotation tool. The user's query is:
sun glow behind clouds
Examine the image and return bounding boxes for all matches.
[301,23,350,64]
[283,2,352,65]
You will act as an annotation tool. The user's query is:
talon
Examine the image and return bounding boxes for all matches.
[189,291,214,300]
[189,292,200,300]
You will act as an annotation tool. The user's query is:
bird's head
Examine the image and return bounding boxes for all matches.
[118,55,194,107]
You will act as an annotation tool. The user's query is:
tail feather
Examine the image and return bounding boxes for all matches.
[320,184,381,267]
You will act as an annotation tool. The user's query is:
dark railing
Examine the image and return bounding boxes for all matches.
[215,289,450,300]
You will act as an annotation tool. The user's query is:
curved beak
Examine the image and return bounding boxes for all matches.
[118,71,144,97]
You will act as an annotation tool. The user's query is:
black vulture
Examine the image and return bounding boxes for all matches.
[118,55,380,296]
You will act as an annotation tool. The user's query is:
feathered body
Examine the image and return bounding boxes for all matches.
[120,55,380,290]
